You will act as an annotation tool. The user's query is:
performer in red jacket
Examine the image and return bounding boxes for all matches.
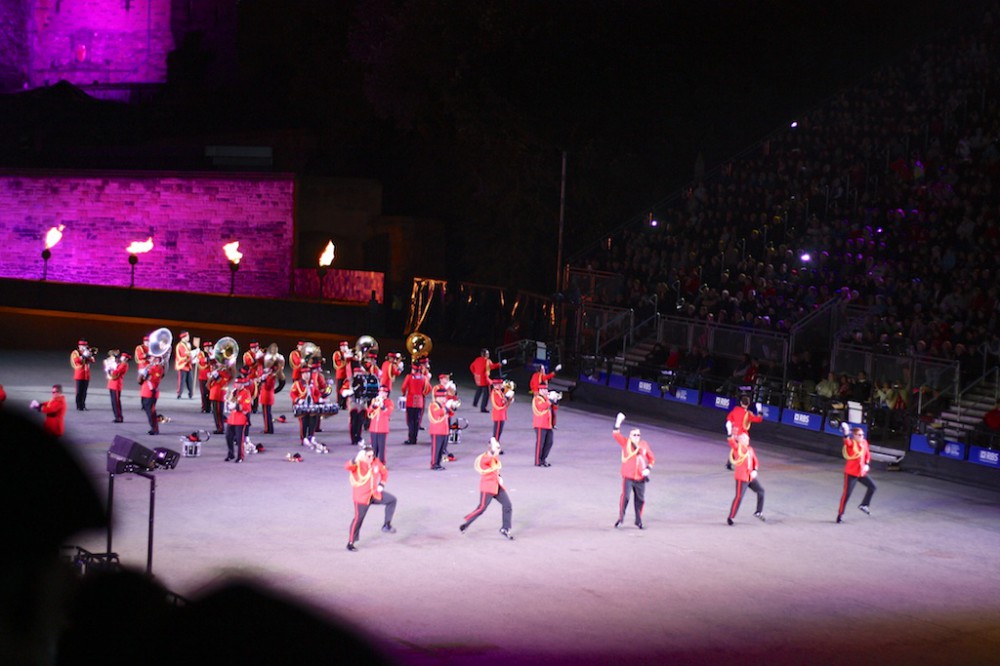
[196,340,214,413]
[724,394,762,470]
[31,384,67,437]
[532,385,559,467]
[106,351,130,423]
[490,379,514,444]
[139,355,165,435]
[225,369,254,462]
[366,386,394,463]
[427,387,450,469]
[70,339,95,411]
[401,361,431,445]
[837,423,876,522]
[726,431,766,525]
[612,412,656,530]
[346,446,397,551]
[460,437,513,539]
[469,349,502,412]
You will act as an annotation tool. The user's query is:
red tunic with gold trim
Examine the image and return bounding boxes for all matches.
[728,435,759,483]
[613,431,655,481]
[842,434,871,477]
[474,451,504,494]
[346,458,389,505]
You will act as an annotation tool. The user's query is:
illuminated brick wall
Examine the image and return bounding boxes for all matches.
[293,269,384,304]
[0,170,296,297]
[26,0,174,88]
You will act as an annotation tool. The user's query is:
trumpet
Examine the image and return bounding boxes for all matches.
[82,346,99,360]
[103,351,119,379]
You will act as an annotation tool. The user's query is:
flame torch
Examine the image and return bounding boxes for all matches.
[125,237,154,288]
[317,240,335,299]
[223,241,243,296]
[41,225,65,281]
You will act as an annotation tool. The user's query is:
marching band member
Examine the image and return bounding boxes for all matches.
[724,395,763,470]
[289,341,305,382]
[428,387,450,470]
[532,384,559,467]
[175,331,193,400]
[380,352,404,393]
[836,424,876,523]
[134,335,150,379]
[459,437,514,540]
[259,360,278,435]
[332,340,354,409]
[225,367,254,463]
[346,445,398,552]
[366,386,393,463]
[469,349,502,412]
[208,361,232,434]
[612,412,655,530]
[529,362,562,395]
[401,359,431,445]
[197,340,214,413]
[140,355,165,435]
[30,384,67,437]
[243,341,265,414]
[490,378,514,444]
[106,351,130,423]
[345,367,368,446]
[70,339,96,411]
[726,431,766,525]
[291,364,326,449]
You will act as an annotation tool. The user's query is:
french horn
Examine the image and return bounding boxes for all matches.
[213,336,240,367]
[405,331,432,362]
[148,327,173,358]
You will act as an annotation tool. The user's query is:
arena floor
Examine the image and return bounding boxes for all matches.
[3,349,1000,665]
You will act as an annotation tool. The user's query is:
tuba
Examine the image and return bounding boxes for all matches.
[212,337,240,367]
[355,335,379,359]
[405,332,432,363]
[301,342,322,367]
[148,328,173,358]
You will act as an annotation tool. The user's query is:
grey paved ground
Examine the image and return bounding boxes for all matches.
[3,350,1000,665]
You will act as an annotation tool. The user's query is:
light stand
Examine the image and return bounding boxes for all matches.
[229,260,239,296]
[128,253,138,288]
[42,248,51,281]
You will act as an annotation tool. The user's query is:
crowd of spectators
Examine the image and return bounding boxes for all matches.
[575,5,1000,402]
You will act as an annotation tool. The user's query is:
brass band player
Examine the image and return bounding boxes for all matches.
[105,350,130,423]
[70,339,96,411]
[175,331,194,400]
[208,361,232,435]
[196,340,214,413]
[291,363,328,450]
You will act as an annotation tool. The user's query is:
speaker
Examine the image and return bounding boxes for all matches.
[107,436,155,473]
[152,447,181,469]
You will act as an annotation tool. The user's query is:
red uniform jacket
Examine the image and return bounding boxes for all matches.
[140,364,165,398]
[366,399,394,433]
[258,372,277,406]
[469,356,500,387]
[427,401,450,436]
[290,376,324,405]
[175,341,192,372]
[530,369,555,394]
[346,458,389,504]
[474,451,504,495]
[208,367,232,401]
[71,350,92,381]
[613,431,656,481]
[107,360,129,391]
[726,405,762,436]
[842,435,871,477]
[40,394,67,437]
[134,344,149,372]
[289,349,303,381]
[333,349,351,382]
[531,394,555,429]
[197,353,213,381]
[402,373,430,409]
[380,360,402,391]
[226,386,253,426]
[490,387,512,422]
[728,435,759,483]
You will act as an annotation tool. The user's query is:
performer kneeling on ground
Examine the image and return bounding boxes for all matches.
[460,437,514,540]
[346,446,397,551]
[612,412,655,530]
[726,431,765,525]
[837,423,876,523]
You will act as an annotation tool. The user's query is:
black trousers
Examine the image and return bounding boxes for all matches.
[838,474,876,515]
[226,422,247,460]
[349,492,397,544]
[729,478,765,520]
[141,396,158,433]
[109,389,123,422]
[619,478,647,523]
[534,428,554,465]
[472,385,488,410]
[463,488,512,531]
[75,379,89,410]
[406,407,422,444]
[370,432,387,463]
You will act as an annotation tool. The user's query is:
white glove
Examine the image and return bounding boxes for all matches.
[840,422,851,436]
[341,388,354,397]
[498,476,504,487]
[725,420,733,436]
[614,412,626,429]
[555,364,562,372]
[354,450,366,462]
[641,468,650,478]
[862,464,870,475]
[29,400,40,410]
[501,358,508,365]
[505,390,514,399]
[377,483,384,493]
[446,399,460,411]
[750,469,758,480]
[756,402,763,413]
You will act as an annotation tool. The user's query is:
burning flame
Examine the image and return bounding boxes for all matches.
[125,237,154,255]
[223,241,243,264]
[319,241,335,267]
[44,225,65,250]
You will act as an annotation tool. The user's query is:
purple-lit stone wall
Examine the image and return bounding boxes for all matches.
[0,171,296,298]
[292,269,384,304]
[27,0,174,87]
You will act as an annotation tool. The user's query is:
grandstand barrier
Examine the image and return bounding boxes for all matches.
[967,446,1000,470]
[628,377,660,398]
[663,386,700,406]
[780,409,824,432]
[910,434,967,461]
